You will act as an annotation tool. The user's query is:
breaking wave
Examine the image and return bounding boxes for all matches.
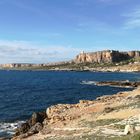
[0,121,25,138]
[80,80,96,85]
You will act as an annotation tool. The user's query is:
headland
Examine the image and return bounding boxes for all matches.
[0,50,140,72]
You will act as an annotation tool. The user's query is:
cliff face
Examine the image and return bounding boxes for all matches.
[75,50,140,63]
[0,61,72,68]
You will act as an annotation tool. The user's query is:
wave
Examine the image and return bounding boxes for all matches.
[0,121,25,138]
[80,80,96,85]
[81,80,134,89]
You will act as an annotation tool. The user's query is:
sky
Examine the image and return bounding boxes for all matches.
[0,0,140,63]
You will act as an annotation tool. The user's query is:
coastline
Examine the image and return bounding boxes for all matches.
[0,70,140,139]
[12,83,140,140]
[1,63,140,73]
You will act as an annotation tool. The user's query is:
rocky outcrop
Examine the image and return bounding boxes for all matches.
[97,63,140,72]
[94,80,140,88]
[12,87,140,140]
[14,111,46,138]
[75,50,140,63]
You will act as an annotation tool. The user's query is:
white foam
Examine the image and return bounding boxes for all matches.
[80,80,96,85]
[0,121,25,135]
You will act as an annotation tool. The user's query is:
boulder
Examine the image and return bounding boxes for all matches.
[15,122,30,136]
[28,111,46,126]
[29,122,43,134]
[14,111,46,137]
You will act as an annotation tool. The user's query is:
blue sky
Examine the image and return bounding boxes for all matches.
[0,0,140,63]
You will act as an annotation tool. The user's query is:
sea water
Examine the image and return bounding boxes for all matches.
[0,70,139,138]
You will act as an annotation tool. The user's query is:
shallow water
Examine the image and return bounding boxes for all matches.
[0,70,139,137]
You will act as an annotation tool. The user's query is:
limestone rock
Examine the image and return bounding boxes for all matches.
[124,125,135,135]
[75,50,140,63]
[46,104,76,118]
[28,111,46,126]
[29,122,43,134]
[15,122,30,136]
[14,111,46,137]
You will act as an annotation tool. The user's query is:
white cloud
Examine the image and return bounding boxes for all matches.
[123,8,140,29]
[0,40,83,64]
[0,40,133,64]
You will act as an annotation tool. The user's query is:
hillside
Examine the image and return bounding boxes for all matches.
[0,50,140,72]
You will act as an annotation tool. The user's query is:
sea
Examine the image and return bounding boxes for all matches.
[0,70,140,138]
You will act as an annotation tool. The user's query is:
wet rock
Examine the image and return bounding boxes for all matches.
[15,122,30,136]
[29,122,43,134]
[28,111,46,126]
[14,111,46,137]
[95,80,140,88]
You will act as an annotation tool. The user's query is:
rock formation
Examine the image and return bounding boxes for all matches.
[75,50,140,63]
[94,80,140,88]
[14,111,46,138]
[12,87,140,140]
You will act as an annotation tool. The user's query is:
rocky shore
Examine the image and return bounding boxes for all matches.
[91,63,140,72]
[94,80,140,88]
[12,82,140,140]
[1,62,140,73]
[46,63,140,73]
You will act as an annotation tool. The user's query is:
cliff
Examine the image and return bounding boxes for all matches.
[0,61,72,69]
[75,50,140,63]
[0,50,140,72]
